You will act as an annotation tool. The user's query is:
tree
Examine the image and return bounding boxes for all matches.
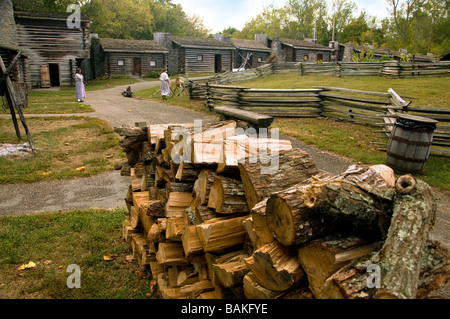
[339,11,370,44]
[328,0,357,42]
[12,0,80,12]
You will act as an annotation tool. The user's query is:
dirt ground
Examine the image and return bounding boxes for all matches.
[0,79,448,298]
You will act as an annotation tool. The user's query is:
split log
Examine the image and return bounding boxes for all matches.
[196,216,248,253]
[212,252,250,288]
[177,267,200,286]
[147,223,165,243]
[146,200,166,218]
[297,236,382,298]
[156,242,188,266]
[205,250,249,286]
[238,148,319,211]
[131,233,155,269]
[243,271,285,299]
[250,199,274,248]
[194,205,217,224]
[122,219,139,243]
[166,217,187,241]
[165,192,193,218]
[208,176,249,214]
[193,169,217,205]
[179,280,215,298]
[181,225,204,257]
[244,241,305,292]
[128,206,140,230]
[165,182,194,199]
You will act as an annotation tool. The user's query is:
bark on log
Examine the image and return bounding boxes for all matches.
[297,236,382,298]
[208,175,249,214]
[193,169,218,206]
[375,176,437,299]
[244,241,305,292]
[146,200,166,218]
[266,164,396,246]
[238,148,319,211]
[321,176,438,299]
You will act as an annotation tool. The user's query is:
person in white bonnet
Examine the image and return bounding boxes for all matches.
[159,68,170,100]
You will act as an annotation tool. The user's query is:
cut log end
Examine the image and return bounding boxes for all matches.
[266,197,296,246]
[395,175,417,195]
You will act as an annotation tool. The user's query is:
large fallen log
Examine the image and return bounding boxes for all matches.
[266,164,396,246]
[321,176,439,299]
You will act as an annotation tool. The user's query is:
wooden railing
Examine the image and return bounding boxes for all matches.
[187,81,450,157]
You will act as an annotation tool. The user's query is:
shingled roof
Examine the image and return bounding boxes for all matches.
[279,38,331,50]
[172,36,234,49]
[230,38,271,52]
[0,0,19,51]
[14,10,90,22]
[99,38,168,53]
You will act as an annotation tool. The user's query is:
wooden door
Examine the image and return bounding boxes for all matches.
[133,58,142,76]
[40,64,51,88]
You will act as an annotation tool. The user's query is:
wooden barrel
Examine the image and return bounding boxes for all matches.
[386,114,437,174]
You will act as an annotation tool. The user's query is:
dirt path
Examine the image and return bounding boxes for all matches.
[1,79,449,297]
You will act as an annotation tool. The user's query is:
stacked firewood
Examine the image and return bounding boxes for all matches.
[115,120,449,299]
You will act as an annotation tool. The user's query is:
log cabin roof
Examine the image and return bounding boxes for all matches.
[172,36,235,50]
[0,0,19,51]
[230,38,271,52]
[279,38,332,51]
[99,38,169,53]
[353,44,438,62]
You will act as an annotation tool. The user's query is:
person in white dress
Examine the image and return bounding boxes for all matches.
[159,68,170,100]
[75,68,86,102]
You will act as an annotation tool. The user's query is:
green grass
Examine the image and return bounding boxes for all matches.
[0,208,152,299]
[0,116,126,184]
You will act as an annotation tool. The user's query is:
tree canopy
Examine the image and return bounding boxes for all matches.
[11,0,450,57]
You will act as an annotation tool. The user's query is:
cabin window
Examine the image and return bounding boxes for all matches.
[150,60,156,67]
[117,59,125,66]
[197,55,203,61]
[304,55,309,61]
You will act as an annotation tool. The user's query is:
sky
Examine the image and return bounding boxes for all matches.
[171,0,391,34]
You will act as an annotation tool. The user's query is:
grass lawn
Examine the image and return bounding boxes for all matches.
[0,116,126,184]
[0,208,152,299]
[1,77,140,115]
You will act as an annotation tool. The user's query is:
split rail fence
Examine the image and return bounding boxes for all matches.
[187,80,450,157]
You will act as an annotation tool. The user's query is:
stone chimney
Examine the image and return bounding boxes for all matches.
[255,34,269,47]
[153,32,177,74]
[342,42,354,62]
[214,33,231,45]
[270,37,285,62]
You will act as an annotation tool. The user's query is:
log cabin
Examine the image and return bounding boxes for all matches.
[214,34,271,70]
[154,32,236,75]
[271,37,334,63]
[96,38,169,78]
[13,10,91,88]
[0,0,29,105]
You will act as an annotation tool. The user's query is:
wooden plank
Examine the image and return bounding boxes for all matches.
[214,106,274,127]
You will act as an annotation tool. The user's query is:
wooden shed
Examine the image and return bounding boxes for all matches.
[271,38,333,63]
[14,11,91,88]
[154,33,236,75]
[97,38,169,78]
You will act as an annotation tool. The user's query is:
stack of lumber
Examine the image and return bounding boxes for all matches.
[116,120,449,299]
